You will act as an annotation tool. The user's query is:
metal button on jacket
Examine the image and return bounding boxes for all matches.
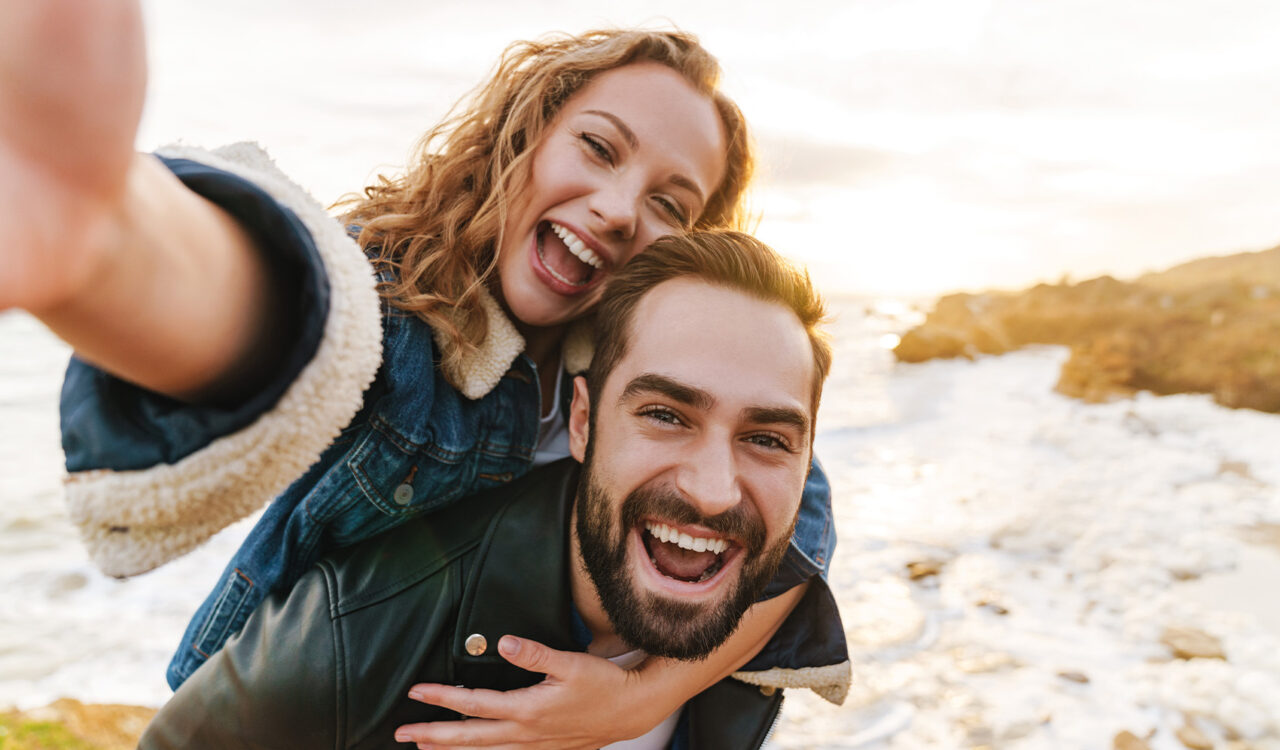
[465,633,487,656]
[393,483,414,506]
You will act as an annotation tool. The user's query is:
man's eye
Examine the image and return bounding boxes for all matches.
[639,407,682,426]
[746,433,792,452]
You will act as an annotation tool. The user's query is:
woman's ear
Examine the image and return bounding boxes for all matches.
[568,375,590,462]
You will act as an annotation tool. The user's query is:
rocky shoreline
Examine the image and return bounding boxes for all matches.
[893,246,1280,412]
[0,700,155,750]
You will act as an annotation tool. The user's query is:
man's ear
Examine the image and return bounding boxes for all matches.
[568,375,591,462]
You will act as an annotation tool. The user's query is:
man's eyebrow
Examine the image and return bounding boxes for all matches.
[743,406,810,435]
[581,109,706,205]
[620,373,714,410]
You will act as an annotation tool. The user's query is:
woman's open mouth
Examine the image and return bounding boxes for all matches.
[533,221,604,291]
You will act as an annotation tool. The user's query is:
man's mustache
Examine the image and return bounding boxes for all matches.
[619,484,766,556]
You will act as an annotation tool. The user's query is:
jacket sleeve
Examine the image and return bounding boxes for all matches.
[60,143,383,578]
[732,456,851,705]
[138,568,342,749]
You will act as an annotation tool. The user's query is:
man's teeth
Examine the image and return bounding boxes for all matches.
[550,222,603,269]
[644,522,729,555]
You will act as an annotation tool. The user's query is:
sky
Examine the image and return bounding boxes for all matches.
[138,0,1280,296]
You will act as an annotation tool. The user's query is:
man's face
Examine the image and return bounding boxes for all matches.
[568,278,816,659]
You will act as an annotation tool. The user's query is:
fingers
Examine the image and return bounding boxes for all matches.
[398,640,631,748]
[495,635,547,674]
[407,684,519,721]
[394,718,583,750]
[394,717,512,747]
[495,635,587,679]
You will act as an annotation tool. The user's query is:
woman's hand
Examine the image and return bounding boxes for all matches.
[1,0,279,400]
[0,0,146,313]
[395,636,669,749]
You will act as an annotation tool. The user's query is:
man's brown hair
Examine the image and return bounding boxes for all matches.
[587,231,831,424]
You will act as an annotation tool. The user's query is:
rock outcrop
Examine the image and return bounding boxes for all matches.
[894,247,1280,412]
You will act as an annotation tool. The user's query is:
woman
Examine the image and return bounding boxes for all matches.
[1,1,846,746]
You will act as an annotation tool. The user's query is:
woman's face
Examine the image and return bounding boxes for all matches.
[496,62,727,331]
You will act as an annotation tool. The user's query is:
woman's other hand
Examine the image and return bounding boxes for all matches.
[395,636,665,749]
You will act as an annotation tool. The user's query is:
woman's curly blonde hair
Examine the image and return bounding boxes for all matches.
[336,28,754,386]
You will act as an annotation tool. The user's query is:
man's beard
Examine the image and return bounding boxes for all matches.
[575,463,794,661]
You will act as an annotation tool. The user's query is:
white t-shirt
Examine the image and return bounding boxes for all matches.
[532,362,571,467]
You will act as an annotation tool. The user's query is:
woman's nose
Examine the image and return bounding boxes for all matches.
[590,183,639,241]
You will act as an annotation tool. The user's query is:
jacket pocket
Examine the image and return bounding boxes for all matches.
[346,420,474,519]
[346,414,534,525]
[191,568,257,661]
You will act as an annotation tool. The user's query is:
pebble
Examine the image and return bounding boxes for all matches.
[1175,724,1213,750]
[1114,730,1152,750]
[1162,627,1227,661]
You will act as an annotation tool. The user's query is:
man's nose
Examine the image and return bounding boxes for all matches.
[673,434,742,519]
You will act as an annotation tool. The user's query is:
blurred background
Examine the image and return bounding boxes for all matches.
[136,0,1280,297]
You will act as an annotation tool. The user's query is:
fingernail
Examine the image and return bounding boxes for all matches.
[407,688,423,701]
[393,732,410,743]
[499,635,520,656]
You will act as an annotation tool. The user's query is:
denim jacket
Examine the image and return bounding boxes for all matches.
[59,144,848,703]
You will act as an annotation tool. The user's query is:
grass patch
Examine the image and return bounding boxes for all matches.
[0,713,97,750]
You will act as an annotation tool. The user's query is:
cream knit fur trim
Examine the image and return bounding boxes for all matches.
[732,660,851,705]
[64,142,383,578]
[432,298,596,397]
[433,289,526,400]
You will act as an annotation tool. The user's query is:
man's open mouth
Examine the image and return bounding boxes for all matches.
[641,521,735,583]
[535,221,603,288]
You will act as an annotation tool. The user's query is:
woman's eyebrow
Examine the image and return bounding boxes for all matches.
[581,109,706,204]
[582,109,637,149]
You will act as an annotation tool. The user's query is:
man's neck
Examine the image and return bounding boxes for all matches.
[568,504,631,658]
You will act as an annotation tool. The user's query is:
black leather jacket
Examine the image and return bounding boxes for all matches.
[138,461,793,749]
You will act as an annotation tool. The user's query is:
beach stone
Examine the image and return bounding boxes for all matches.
[895,247,1280,413]
[1057,670,1090,684]
[965,725,996,746]
[906,559,943,580]
[976,598,1010,615]
[1239,523,1280,549]
[953,648,1019,674]
[1114,730,1152,750]
[1161,627,1227,660]
[1176,724,1213,750]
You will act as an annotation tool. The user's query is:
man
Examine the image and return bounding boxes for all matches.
[139,231,849,750]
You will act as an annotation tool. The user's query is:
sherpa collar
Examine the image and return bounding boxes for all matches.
[432,291,595,401]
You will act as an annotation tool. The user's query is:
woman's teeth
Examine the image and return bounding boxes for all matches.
[644,521,729,555]
[550,222,603,269]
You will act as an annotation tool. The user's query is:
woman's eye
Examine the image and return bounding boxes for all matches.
[654,196,688,226]
[579,133,613,163]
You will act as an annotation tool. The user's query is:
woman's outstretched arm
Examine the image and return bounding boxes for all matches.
[2,0,278,402]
